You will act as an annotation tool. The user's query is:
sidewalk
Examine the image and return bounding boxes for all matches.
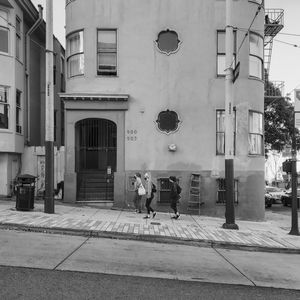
[0,199,300,253]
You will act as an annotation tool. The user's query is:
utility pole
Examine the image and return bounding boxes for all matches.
[290,91,300,235]
[223,0,238,230]
[45,0,54,214]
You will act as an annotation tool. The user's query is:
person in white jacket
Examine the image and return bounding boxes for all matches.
[133,173,143,213]
[143,173,156,219]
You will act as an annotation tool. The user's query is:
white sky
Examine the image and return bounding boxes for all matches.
[265,0,300,98]
[31,0,65,47]
[31,0,300,98]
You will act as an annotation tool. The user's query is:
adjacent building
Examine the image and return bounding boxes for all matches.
[0,0,65,197]
[61,0,265,220]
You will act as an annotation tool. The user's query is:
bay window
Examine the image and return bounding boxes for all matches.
[249,111,263,155]
[0,9,9,54]
[0,86,9,129]
[66,30,84,77]
[249,32,263,80]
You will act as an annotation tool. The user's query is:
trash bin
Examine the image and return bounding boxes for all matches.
[16,174,36,211]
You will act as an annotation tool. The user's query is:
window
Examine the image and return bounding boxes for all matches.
[16,17,21,60]
[97,29,117,76]
[54,110,57,142]
[217,178,239,204]
[60,56,65,92]
[16,90,21,133]
[216,110,236,155]
[0,86,9,129]
[217,30,236,76]
[155,29,181,55]
[249,32,263,80]
[66,30,84,77]
[61,102,64,146]
[249,111,263,155]
[0,9,9,54]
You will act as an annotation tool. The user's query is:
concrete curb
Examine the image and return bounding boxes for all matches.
[1,222,300,255]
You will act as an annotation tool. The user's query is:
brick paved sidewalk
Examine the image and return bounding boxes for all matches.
[0,199,299,253]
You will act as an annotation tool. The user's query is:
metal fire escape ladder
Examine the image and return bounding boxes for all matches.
[264,9,284,76]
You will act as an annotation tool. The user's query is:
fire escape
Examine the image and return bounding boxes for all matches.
[264,9,284,98]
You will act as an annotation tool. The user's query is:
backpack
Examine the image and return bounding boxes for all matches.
[176,183,182,195]
[152,183,157,193]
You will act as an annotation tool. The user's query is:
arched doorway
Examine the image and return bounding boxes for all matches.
[75,118,117,201]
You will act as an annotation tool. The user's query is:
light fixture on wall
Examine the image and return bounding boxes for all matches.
[168,144,177,152]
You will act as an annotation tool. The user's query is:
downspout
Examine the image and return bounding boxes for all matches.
[25,4,43,144]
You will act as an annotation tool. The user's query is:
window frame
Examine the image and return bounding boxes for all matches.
[66,29,84,78]
[16,89,21,134]
[216,30,237,77]
[249,31,264,80]
[216,109,236,156]
[0,8,10,55]
[248,110,264,155]
[97,28,118,77]
[0,85,9,130]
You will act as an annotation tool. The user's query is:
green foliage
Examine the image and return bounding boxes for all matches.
[264,80,300,153]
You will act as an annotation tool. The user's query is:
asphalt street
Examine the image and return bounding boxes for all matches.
[1,266,299,300]
[0,229,299,293]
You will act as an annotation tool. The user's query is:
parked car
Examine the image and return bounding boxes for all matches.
[265,186,286,204]
[281,188,300,208]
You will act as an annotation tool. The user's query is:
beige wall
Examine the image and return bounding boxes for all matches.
[64,0,265,219]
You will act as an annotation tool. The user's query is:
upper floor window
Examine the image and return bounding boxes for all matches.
[0,9,9,54]
[0,85,9,129]
[249,32,263,80]
[97,29,117,76]
[16,90,21,133]
[217,30,236,76]
[60,55,65,92]
[16,16,21,60]
[216,109,236,155]
[249,111,263,155]
[66,30,84,77]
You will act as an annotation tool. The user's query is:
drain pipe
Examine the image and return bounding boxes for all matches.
[25,4,43,144]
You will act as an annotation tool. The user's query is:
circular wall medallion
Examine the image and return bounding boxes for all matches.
[156,109,181,134]
[155,29,181,55]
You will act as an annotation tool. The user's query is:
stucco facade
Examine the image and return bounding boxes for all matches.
[62,0,265,220]
[0,0,65,196]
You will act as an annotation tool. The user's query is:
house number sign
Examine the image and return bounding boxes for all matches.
[127,129,138,141]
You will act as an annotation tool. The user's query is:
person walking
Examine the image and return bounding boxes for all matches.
[143,173,157,219]
[169,176,181,219]
[133,173,144,213]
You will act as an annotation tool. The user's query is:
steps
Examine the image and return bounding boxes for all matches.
[77,172,114,202]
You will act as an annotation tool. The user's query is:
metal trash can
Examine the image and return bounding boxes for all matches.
[16,174,36,211]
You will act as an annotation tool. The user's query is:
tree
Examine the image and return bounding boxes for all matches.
[264,74,300,154]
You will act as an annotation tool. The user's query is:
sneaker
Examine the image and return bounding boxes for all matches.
[143,215,150,219]
[175,214,180,219]
[152,212,157,218]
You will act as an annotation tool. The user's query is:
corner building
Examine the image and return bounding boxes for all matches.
[61,0,265,220]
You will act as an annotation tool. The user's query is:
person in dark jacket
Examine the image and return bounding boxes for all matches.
[169,176,180,219]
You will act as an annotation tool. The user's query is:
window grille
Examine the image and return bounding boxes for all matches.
[217,178,239,204]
